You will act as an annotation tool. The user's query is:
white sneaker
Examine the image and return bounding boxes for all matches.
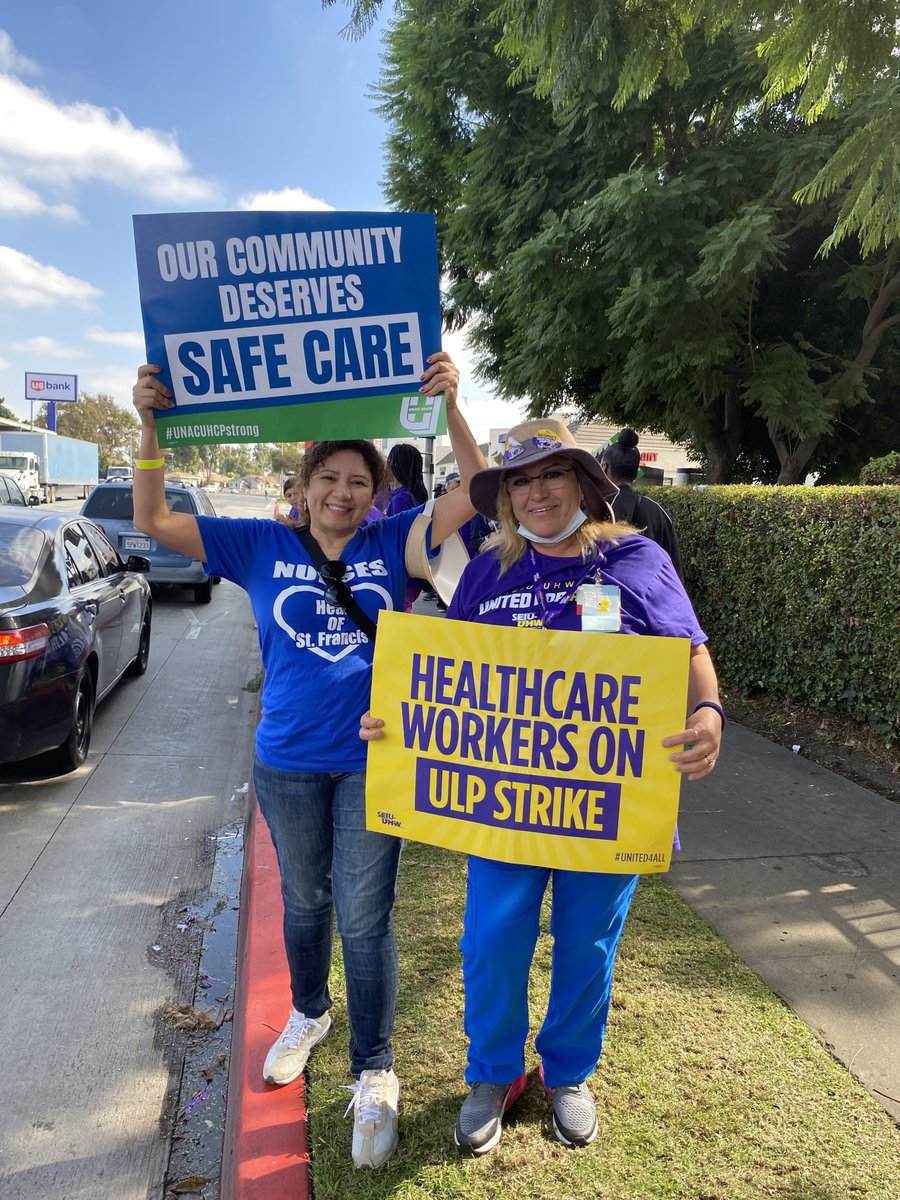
[343,1067,400,1169]
[263,1008,332,1086]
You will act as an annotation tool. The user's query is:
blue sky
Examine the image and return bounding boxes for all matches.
[0,1,523,441]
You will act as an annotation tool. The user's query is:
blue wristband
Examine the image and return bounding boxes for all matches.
[692,700,726,729]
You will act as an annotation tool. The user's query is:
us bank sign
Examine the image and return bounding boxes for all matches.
[25,373,78,401]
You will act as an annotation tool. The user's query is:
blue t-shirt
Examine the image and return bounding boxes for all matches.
[447,534,705,643]
[197,510,421,771]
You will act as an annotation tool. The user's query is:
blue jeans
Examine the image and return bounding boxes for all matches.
[252,758,402,1075]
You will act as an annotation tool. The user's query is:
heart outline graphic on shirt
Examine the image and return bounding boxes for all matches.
[273,582,392,662]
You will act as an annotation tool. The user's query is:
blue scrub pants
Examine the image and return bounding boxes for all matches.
[461,857,639,1089]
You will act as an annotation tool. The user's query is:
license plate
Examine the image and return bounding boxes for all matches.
[123,536,151,551]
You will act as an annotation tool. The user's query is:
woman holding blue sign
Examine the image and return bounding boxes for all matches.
[131,352,485,1170]
[362,416,722,1155]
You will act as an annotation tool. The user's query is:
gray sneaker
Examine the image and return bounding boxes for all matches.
[454,1074,528,1154]
[540,1066,598,1147]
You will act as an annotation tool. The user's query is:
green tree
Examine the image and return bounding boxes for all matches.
[36,393,140,477]
[270,443,307,475]
[220,447,258,477]
[0,400,20,422]
[376,0,898,482]
[335,0,900,255]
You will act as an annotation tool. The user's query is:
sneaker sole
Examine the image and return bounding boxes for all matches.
[263,1019,332,1086]
[454,1123,503,1156]
[551,1114,598,1148]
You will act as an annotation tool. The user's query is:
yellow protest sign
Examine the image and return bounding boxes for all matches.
[366,611,691,873]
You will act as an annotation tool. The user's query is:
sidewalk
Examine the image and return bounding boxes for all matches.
[220,701,900,1195]
[669,722,900,1124]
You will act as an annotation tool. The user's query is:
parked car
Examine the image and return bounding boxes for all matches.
[0,471,40,508]
[80,481,219,603]
[0,509,152,771]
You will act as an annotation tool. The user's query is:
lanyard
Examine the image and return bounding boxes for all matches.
[527,546,599,629]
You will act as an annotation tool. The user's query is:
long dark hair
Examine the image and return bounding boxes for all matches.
[387,443,427,504]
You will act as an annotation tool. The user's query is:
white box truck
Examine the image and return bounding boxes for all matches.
[0,431,98,502]
[0,448,42,500]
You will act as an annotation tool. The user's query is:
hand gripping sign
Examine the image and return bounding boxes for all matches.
[133,210,444,446]
[366,612,691,873]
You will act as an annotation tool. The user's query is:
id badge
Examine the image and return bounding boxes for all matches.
[577,584,621,632]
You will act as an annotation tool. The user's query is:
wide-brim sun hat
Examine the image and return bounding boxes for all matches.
[469,417,619,521]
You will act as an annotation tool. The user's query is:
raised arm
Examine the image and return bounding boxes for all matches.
[420,352,488,547]
[131,365,206,561]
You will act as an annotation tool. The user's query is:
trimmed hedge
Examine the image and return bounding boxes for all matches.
[644,486,900,743]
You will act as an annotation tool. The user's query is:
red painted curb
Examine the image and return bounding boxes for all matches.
[220,796,311,1200]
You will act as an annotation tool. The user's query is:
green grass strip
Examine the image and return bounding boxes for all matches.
[305,844,900,1198]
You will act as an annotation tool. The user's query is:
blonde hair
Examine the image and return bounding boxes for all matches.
[482,483,636,574]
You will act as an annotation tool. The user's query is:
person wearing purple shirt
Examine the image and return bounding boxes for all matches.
[362,416,724,1156]
[386,443,429,610]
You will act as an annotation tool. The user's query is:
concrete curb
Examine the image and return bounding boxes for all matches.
[220,795,311,1199]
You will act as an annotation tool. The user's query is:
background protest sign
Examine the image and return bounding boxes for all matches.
[367,612,691,873]
[133,211,443,446]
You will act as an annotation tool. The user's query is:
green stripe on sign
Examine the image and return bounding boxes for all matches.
[155,393,447,446]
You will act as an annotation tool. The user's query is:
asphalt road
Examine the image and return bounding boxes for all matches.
[0,492,267,1200]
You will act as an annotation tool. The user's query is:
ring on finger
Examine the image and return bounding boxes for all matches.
[705,754,714,769]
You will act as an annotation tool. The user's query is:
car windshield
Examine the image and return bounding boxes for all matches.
[0,525,46,586]
[82,488,195,519]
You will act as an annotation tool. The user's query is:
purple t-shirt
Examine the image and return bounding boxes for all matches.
[447,535,705,643]
[386,485,419,516]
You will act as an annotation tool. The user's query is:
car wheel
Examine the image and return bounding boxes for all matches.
[126,612,152,677]
[53,671,95,772]
[194,578,213,604]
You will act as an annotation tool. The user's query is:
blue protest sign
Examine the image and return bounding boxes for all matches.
[133,211,444,446]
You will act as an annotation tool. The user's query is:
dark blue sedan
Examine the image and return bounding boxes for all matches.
[0,509,152,771]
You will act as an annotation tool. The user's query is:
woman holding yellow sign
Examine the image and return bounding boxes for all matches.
[362,417,722,1155]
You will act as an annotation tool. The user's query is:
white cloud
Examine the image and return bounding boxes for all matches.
[87,326,144,350]
[0,68,218,207]
[0,245,99,307]
[9,335,85,359]
[0,354,8,370]
[237,186,334,212]
[79,364,140,407]
[0,30,38,75]
[0,172,78,218]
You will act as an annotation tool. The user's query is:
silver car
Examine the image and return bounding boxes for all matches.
[80,481,218,604]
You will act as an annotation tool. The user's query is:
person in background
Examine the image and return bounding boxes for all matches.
[445,472,493,557]
[433,472,494,611]
[599,429,683,578]
[386,443,429,609]
[361,417,723,1156]
[281,476,300,522]
[132,353,486,1171]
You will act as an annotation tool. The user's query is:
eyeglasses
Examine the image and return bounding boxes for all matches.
[505,466,575,494]
[320,559,353,608]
